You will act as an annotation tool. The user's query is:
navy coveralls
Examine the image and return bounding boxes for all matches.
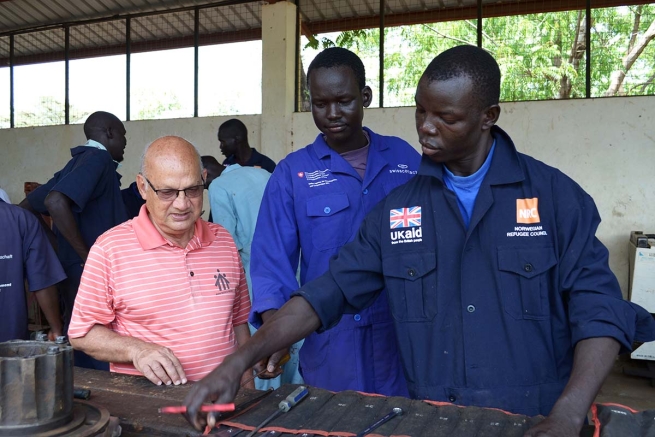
[251,127,420,395]
[28,146,127,334]
[296,126,655,416]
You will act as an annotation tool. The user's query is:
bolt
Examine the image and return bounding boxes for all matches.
[47,346,60,355]
[35,332,48,341]
[55,336,68,344]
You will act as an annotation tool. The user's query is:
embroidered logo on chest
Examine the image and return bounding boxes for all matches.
[214,269,231,294]
[390,206,423,245]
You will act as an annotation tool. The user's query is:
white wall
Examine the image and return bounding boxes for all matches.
[0,114,262,203]
[291,97,655,297]
[0,97,653,296]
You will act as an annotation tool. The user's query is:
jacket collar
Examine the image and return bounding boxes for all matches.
[417,125,525,186]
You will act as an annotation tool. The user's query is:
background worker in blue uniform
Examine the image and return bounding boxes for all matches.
[183,45,655,436]
[219,119,276,173]
[19,111,128,369]
[0,198,66,342]
[248,47,420,396]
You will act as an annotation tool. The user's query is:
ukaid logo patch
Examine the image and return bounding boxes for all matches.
[390,206,423,244]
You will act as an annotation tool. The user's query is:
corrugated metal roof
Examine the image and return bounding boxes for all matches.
[0,1,223,33]
[0,0,644,67]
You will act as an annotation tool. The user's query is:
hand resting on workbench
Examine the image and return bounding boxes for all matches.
[70,324,188,386]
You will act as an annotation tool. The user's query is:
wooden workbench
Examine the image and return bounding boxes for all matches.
[74,367,601,436]
[74,367,261,436]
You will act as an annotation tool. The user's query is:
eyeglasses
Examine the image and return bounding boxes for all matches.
[142,175,205,201]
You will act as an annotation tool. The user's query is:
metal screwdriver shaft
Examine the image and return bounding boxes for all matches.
[355,407,403,437]
[245,386,309,437]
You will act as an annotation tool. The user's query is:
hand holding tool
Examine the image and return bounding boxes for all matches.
[355,407,403,437]
[241,353,291,388]
[158,403,235,414]
[245,385,308,437]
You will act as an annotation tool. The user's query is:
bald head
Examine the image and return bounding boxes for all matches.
[137,136,207,247]
[141,136,203,180]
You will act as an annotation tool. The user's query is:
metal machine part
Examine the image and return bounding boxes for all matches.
[0,339,112,437]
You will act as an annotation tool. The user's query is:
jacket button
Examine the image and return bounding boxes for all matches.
[408,268,416,277]
[324,207,331,214]
[524,263,533,273]
[467,305,475,313]
[354,314,361,321]
[363,189,369,195]
[190,271,194,277]
[449,395,456,402]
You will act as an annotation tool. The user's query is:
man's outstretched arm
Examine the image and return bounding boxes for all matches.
[183,296,320,431]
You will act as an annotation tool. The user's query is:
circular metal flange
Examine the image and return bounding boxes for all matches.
[0,401,110,437]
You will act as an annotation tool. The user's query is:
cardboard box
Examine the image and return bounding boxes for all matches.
[628,231,655,313]
[628,232,655,361]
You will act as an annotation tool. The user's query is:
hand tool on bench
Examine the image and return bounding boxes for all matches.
[244,385,308,437]
[240,353,291,388]
[355,407,404,437]
[159,403,235,414]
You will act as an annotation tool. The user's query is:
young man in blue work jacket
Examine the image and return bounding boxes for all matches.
[247,47,420,396]
[183,46,655,436]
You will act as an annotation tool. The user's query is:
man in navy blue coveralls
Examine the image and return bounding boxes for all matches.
[183,46,655,436]
[248,47,420,395]
[20,111,128,369]
[0,199,66,342]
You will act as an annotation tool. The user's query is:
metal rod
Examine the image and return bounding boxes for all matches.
[379,0,384,108]
[126,17,131,121]
[65,26,69,125]
[355,407,403,437]
[585,0,591,98]
[194,7,199,118]
[9,34,14,128]
[477,0,482,47]
[294,0,300,113]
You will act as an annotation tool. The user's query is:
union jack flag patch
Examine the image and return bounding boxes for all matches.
[390,206,421,229]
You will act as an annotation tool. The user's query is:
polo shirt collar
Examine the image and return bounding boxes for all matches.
[418,125,525,185]
[132,205,215,250]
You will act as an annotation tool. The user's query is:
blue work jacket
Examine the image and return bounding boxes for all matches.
[295,126,655,416]
[250,127,420,395]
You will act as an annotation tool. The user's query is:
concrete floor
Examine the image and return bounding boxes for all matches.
[594,358,655,411]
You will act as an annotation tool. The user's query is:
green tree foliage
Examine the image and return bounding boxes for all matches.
[304,5,655,105]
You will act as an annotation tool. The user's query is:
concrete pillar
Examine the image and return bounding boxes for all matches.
[260,1,297,163]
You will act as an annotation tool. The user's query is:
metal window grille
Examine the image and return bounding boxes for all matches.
[13,29,65,127]
[198,2,263,116]
[69,20,127,123]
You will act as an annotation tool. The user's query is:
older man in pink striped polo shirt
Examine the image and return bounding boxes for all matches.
[69,136,254,387]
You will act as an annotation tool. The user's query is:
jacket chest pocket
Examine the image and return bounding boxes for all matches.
[306,193,351,251]
[497,246,557,320]
[382,251,437,322]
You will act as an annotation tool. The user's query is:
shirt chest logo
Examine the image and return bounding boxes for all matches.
[390,206,423,244]
[301,169,337,188]
[507,198,548,238]
[516,198,540,224]
[214,269,231,294]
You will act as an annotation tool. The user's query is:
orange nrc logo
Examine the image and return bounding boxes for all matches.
[516,198,540,224]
